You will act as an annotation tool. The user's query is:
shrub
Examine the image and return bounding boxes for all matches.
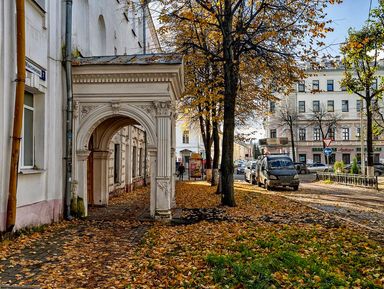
[351,157,359,174]
[334,161,345,173]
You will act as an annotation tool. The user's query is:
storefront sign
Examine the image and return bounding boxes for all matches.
[26,59,46,81]
[339,148,354,152]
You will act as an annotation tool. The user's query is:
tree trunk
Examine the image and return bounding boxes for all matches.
[212,118,220,186]
[220,0,237,206]
[289,124,296,162]
[366,95,374,176]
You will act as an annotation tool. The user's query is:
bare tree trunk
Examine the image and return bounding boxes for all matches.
[289,124,296,162]
[212,118,220,186]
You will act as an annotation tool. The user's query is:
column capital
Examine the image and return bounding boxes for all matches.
[153,101,172,117]
[76,150,90,161]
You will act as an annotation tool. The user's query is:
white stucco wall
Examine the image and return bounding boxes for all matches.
[0,0,161,231]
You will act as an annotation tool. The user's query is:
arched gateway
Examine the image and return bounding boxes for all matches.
[71,54,184,219]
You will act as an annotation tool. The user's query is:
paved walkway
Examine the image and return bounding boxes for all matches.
[268,181,384,234]
[0,187,151,288]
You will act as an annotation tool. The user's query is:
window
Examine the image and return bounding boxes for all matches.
[312,80,319,91]
[327,127,335,140]
[342,100,349,112]
[327,80,334,91]
[342,128,350,140]
[356,99,362,112]
[270,129,277,138]
[327,100,334,112]
[22,92,34,168]
[269,101,276,113]
[182,130,190,144]
[356,127,361,140]
[298,81,305,92]
[114,144,121,184]
[298,101,305,113]
[132,146,137,178]
[299,154,307,163]
[312,100,320,112]
[342,154,351,165]
[312,154,321,163]
[299,128,306,141]
[313,128,321,141]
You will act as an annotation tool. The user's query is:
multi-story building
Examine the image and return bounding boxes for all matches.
[176,119,252,167]
[0,0,183,231]
[263,61,384,165]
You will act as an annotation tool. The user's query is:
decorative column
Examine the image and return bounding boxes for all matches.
[148,147,157,217]
[93,150,110,206]
[75,150,90,216]
[154,101,172,219]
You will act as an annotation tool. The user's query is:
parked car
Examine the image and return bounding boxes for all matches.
[256,155,299,191]
[244,161,257,183]
[236,164,246,174]
[294,162,309,174]
[307,163,330,173]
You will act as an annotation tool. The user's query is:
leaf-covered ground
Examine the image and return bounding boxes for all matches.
[0,181,383,288]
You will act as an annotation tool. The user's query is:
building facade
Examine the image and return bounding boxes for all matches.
[264,64,384,165]
[0,0,182,231]
[176,119,252,168]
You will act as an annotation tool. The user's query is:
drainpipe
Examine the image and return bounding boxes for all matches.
[142,0,147,54]
[64,0,73,219]
[6,0,26,232]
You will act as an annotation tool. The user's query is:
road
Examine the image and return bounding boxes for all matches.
[234,172,384,235]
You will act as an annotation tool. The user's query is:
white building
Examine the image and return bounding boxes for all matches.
[0,0,183,231]
[176,119,252,167]
[264,63,384,165]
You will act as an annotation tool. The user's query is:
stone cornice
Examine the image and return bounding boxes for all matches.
[72,72,183,99]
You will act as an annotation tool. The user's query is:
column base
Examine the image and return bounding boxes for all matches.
[155,209,172,221]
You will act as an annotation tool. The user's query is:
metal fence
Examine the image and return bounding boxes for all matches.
[317,172,379,190]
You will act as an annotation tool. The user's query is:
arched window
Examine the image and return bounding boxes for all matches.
[182,130,189,144]
[97,15,106,55]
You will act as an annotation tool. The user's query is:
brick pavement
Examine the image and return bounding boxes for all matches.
[0,187,152,288]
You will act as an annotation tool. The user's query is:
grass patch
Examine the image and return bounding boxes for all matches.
[323,179,334,184]
[205,227,383,289]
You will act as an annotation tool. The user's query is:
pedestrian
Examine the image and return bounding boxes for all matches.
[178,163,185,180]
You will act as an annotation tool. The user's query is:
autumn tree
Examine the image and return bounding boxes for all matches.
[160,0,338,206]
[341,3,384,176]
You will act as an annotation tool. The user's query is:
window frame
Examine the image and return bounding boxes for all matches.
[327,100,334,112]
[298,81,305,92]
[270,129,277,139]
[21,92,35,169]
[327,80,334,91]
[298,101,305,113]
[342,100,349,112]
[182,130,190,144]
[269,101,276,113]
[342,128,350,141]
[312,100,320,112]
[356,99,362,112]
[313,127,321,141]
[114,144,121,184]
[312,80,319,91]
[298,128,306,141]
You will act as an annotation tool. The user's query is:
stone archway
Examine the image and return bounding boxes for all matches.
[71,54,184,219]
